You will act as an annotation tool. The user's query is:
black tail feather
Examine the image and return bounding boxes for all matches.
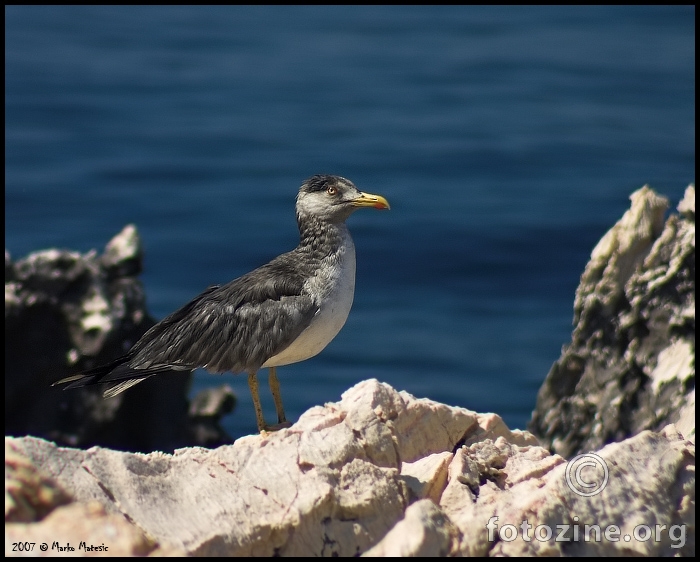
[54,355,192,398]
[53,355,151,398]
[53,355,133,390]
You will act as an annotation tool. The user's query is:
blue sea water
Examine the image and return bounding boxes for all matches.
[5,6,695,440]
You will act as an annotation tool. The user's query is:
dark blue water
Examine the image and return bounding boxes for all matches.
[6,6,695,439]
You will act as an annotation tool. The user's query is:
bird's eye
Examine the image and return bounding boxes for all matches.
[327,186,338,196]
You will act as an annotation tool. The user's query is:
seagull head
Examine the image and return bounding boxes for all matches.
[296,175,390,225]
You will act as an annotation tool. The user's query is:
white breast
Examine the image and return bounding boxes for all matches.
[263,230,356,367]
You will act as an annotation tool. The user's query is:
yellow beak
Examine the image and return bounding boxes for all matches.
[351,191,391,210]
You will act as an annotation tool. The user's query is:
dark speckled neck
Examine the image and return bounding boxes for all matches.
[297,215,350,260]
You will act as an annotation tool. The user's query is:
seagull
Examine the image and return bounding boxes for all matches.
[54,175,390,432]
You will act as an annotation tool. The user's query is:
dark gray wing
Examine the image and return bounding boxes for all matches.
[125,256,318,374]
[54,251,318,396]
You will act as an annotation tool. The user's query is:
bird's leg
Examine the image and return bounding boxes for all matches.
[247,372,267,433]
[268,366,287,424]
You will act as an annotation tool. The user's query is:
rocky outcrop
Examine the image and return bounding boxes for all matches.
[5,225,234,452]
[530,185,695,457]
[5,380,694,556]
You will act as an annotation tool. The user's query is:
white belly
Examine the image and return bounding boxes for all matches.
[263,235,356,367]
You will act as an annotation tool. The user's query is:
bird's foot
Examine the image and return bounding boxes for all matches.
[260,420,292,433]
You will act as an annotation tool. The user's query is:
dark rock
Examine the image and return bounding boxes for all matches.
[5,225,234,452]
[187,384,237,447]
[529,185,695,457]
